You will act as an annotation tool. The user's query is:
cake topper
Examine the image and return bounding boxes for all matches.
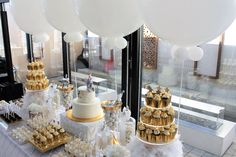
[146,85,153,92]
[117,90,125,102]
[59,75,70,87]
[87,74,95,92]
[156,85,161,94]
[165,87,170,93]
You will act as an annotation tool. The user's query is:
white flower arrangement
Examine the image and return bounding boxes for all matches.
[103,145,131,157]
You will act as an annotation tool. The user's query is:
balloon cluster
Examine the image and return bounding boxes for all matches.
[10,0,236,50]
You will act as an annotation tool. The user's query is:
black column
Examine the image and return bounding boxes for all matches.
[121,35,131,108]
[26,33,34,62]
[0,3,14,83]
[122,29,142,122]
[129,29,142,121]
[62,33,71,83]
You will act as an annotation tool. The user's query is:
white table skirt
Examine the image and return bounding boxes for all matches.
[0,123,62,157]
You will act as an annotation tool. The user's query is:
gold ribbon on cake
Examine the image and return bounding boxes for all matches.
[66,110,104,122]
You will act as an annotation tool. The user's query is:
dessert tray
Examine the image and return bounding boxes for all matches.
[136,135,178,146]
[66,109,104,123]
[0,112,22,124]
[29,133,72,153]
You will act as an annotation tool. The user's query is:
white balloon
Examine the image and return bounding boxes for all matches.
[76,0,143,37]
[10,0,52,35]
[139,0,236,46]
[116,37,127,49]
[63,32,83,43]
[171,46,188,61]
[188,47,204,61]
[104,37,127,50]
[43,0,86,33]
[104,38,116,49]
[33,34,50,43]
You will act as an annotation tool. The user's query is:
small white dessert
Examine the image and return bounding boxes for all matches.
[72,86,103,119]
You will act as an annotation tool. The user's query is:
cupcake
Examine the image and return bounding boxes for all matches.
[38,61,44,69]
[161,112,168,125]
[32,84,36,90]
[41,136,47,148]
[33,62,39,70]
[137,122,146,139]
[27,63,33,70]
[146,128,153,142]
[153,94,161,108]
[36,134,41,144]
[153,129,161,143]
[36,84,40,90]
[169,128,176,140]
[156,85,162,94]
[164,125,170,130]
[159,127,165,142]
[145,86,153,106]
[47,134,53,144]
[151,110,161,125]
[142,111,152,124]
[163,130,170,143]
[167,108,175,123]
[53,131,59,140]
[161,92,171,107]
[170,123,177,130]
[59,128,66,138]
[140,107,147,117]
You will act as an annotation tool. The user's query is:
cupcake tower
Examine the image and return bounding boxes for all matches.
[137,86,177,144]
[26,60,49,90]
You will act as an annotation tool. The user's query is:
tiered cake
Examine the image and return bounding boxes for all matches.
[26,60,49,90]
[71,86,103,120]
[69,75,103,121]
[137,86,177,144]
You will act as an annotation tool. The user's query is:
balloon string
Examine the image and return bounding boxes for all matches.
[177,60,184,134]
[72,44,78,94]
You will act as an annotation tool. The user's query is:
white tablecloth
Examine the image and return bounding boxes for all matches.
[0,122,62,157]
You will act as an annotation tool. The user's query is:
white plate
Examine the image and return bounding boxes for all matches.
[136,135,178,146]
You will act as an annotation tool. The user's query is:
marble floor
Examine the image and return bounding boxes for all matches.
[184,143,236,157]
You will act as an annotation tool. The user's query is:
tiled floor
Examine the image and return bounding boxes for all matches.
[183,143,236,157]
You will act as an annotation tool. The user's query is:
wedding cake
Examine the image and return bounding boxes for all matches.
[137,86,177,144]
[71,75,103,120]
[25,60,49,90]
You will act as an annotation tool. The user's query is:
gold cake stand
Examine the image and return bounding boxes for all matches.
[66,109,104,123]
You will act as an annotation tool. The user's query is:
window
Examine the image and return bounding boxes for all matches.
[141,22,236,126]
[70,31,122,101]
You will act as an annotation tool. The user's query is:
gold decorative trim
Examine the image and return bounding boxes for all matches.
[58,86,74,93]
[140,119,175,128]
[66,109,104,122]
[136,134,178,146]
[101,100,122,111]
[145,103,172,110]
